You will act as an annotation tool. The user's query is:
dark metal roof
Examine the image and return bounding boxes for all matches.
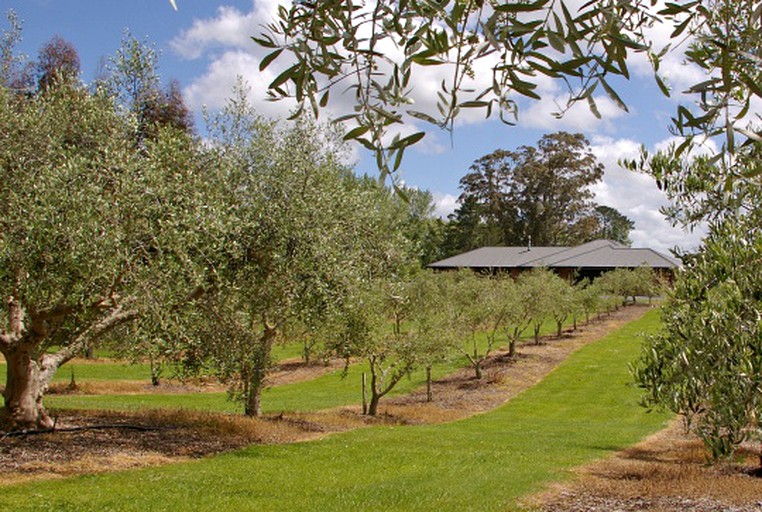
[428,240,681,269]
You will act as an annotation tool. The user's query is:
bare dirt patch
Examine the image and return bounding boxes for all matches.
[1,306,656,487]
[525,419,762,511]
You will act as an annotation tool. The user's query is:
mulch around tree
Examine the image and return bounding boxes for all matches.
[525,419,762,512]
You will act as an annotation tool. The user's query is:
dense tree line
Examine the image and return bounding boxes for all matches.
[441,132,633,257]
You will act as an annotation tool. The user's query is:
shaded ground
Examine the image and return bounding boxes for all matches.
[527,420,762,511]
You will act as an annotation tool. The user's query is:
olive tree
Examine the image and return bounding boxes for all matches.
[333,271,454,415]
[500,277,532,358]
[516,268,560,344]
[633,215,761,462]
[547,273,576,337]
[446,270,504,380]
[629,0,762,464]
[179,90,412,417]
[255,0,659,183]
[0,81,223,429]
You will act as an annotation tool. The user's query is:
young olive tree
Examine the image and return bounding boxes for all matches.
[547,274,576,337]
[516,268,559,344]
[333,271,453,416]
[500,277,532,358]
[575,279,602,325]
[446,270,504,380]
[0,80,224,429]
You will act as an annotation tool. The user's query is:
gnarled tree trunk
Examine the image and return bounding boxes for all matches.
[1,300,137,430]
[1,342,55,429]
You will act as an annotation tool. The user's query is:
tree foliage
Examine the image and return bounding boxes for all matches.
[104,33,194,143]
[634,216,761,461]
[36,35,80,92]
[332,271,455,415]
[256,0,657,183]
[0,77,220,428]
[628,0,762,464]
[590,205,634,246]
[0,10,33,91]
[452,132,606,249]
[172,87,414,417]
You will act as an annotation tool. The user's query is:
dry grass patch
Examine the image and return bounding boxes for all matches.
[266,357,345,386]
[0,408,347,486]
[47,378,225,396]
[527,419,762,512]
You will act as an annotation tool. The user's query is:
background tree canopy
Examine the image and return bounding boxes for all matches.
[443,132,632,255]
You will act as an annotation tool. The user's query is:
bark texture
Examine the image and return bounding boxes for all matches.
[1,300,137,430]
[1,343,54,429]
[243,324,277,418]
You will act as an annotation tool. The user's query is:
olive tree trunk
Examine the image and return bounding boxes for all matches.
[1,342,55,429]
[366,356,407,416]
[243,325,277,418]
[1,301,137,430]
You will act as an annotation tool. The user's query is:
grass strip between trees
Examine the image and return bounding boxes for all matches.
[2,309,671,511]
[41,319,566,414]
[0,341,305,384]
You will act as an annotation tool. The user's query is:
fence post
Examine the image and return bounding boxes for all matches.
[362,372,368,415]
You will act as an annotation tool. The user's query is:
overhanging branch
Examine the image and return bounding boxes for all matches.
[40,304,139,381]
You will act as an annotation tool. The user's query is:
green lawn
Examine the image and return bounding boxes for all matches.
[2,309,671,512]
[0,340,307,386]
[0,360,153,384]
[2,317,564,392]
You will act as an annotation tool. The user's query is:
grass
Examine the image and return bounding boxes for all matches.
[44,354,468,414]
[42,317,570,414]
[0,340,308,387]
[0,360,153,384]
[2,309,671,511]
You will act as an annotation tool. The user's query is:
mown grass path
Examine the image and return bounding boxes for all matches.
[2,310,671,512]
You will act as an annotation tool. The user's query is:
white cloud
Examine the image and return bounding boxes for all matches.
[520,94,627,132]
[589,135,706,254]
[432,192,459,219]
[171,1,283,59]
[183,50,301,119]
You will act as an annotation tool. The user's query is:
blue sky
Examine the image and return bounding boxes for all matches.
[8,1,707,253]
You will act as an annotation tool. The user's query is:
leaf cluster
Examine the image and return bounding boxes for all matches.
[256,0,655,181]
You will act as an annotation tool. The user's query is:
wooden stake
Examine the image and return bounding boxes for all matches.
[361,372,368,415]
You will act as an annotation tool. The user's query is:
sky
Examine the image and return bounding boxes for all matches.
[7,0,709,254]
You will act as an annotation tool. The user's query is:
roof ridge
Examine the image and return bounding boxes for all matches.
[517,245,571,265]
[543,243,613,266]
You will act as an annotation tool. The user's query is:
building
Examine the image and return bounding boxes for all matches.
[427,239,680,281]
